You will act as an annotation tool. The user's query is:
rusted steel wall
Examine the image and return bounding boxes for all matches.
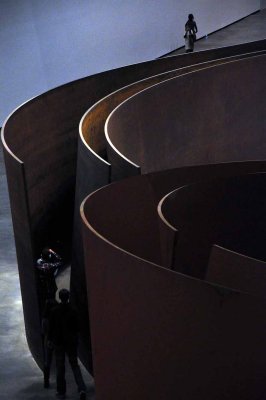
[81,192,266,400]
[1,39,265,371]
[80,162,266,273]
[160,173,266,278]
[78,47,266,294]
[80,163,266,397]
[2,147,43,367]
[105,49,266,181]
[106,55,266,174]
[207,245,266,298]
[80,174,162,265]
[79,46,266,184]
[73,43,266,369]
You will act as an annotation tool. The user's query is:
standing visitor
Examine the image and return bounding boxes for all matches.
[184,13,198,53]
[35,247,63,388]
[48,288,87,400]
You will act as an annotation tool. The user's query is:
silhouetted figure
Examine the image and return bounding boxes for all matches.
[48,289,86,400]
[184,13,198,52]
[36,247,63,310]
[42,297,58,388]
[35,247,64,388]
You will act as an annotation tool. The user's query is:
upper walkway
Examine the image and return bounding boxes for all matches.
[170,9,266,56]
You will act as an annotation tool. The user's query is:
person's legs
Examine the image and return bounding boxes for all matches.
[188,36,194,52]
[43,336,53,388]
[43,349,52,387]
[67,344,86,395]
[55,345,66,396]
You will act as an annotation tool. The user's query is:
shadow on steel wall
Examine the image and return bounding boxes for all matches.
[1,40,266,385]
[81,171,266,399]
[80,54,266,397]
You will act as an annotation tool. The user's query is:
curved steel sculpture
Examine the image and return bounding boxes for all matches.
[1,38,266,398]
[81,171,266,399]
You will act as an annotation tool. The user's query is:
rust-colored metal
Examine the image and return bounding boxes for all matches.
[160,173,266,278]
[106,55,266,174]
[81,172,266,399]
[207,245,266,297]
[1,39,266,376]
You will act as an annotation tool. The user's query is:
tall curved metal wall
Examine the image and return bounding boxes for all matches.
[207,245,266,297]
[75,47,266,371]
[80,50,266,397]
[81,170,266,399]
[160,173,266,277]
[1,38,266,383]
[106,55,266,173]
[74,52,262,358]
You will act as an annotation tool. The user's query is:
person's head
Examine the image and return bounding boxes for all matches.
[188,14,194,21]
[59,288,70,304]
[41,247,58,262]
[41,247,52,261]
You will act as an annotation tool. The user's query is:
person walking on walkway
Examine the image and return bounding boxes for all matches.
[48,288,86,400]
[184,13,198,52]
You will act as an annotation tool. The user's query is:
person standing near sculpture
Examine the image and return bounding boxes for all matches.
[36,247,63,310]
[42,297,59,388]
[35,247,64,388]
[48,288,86,400]
[184,13,198,53]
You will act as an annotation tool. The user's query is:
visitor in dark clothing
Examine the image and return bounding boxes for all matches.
[48,288,86,400]
[184,13,198,52]
[42,297,58,388]
[36,247,63,312]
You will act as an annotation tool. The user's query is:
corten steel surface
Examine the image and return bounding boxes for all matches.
[1,145,43,367]
[77,45,266,201]
[1,39,266,372]
[81,192,266,400]
[160,173,266,278]
[76,49,266,334]
[106,55,266,174]
[80,175,162,265]
[207,245,266,298]
[158,209,178,269]
[81,163,266,398]
[76,47,266,226]
[70,42,266,370]
[80,162,266,268]
[2,47,209,371]
[102,51,266,181]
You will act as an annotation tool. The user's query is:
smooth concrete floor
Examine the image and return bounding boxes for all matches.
[0,9,265,400]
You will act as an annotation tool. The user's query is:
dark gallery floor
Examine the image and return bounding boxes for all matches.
[0,9,265,400]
